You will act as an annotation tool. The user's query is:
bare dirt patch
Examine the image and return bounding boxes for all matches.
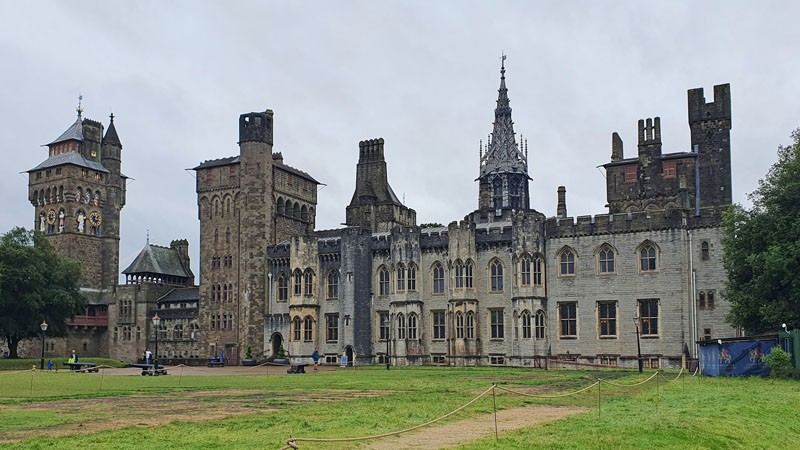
[0,388,386,444]
[364,404,586,449]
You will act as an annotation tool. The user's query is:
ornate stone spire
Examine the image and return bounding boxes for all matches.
[479,56,528,178]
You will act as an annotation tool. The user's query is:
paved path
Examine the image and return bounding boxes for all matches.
[364,404,586,449]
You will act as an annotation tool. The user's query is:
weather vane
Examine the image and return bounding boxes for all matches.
[76,94,84,118]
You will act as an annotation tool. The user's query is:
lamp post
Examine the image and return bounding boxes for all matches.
[382,313,390,370]
[39,320,48,370]
[633,316,642,373]
[151,313,160,374]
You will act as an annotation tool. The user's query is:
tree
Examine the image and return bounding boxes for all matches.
[723,129,800,334]
[0,227,85,358]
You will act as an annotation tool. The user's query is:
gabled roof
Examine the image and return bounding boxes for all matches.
[46,116,83,146]
[27,150,110,173]
[193,153,321,184]
[157,287,199,303]
[122,244,191,278]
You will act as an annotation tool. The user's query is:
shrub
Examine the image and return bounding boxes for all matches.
[764,346,793,378]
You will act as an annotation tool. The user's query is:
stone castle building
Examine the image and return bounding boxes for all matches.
[14,61,735,370]
[192,61,735,369]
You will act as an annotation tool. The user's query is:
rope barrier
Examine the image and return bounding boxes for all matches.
[657,368,685,382]
[495,381,600,398]
[599,371,659,387]
[283,384,497,449]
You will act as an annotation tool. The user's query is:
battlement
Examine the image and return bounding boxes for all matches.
[358,138,385,163]
[238,110,273,144]
[545,207,724,238]
[688,84,731,124]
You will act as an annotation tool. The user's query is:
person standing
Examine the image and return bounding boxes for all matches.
[71,349,78,363]
[312,348,320,372]
[145,350,152,365]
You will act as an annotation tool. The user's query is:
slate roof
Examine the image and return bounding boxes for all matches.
[46,116,83,145]
[27,151,110,173]
[192,153,321,184]
[103,120,121,147]
[122,244,191,278]
[157,287,199,303]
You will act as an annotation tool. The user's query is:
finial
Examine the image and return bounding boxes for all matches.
[501,53,506,74]
[146,229,150,245]
[76,94,83,118]
[109,112,115,123]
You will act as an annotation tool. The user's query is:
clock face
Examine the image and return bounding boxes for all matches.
[89,212,102,226]
[47,209,56,224]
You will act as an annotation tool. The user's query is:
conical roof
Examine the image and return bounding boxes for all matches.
[103,114,121,147]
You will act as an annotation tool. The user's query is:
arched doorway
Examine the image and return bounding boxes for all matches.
[270,333,284,360]
[345,345,354,367]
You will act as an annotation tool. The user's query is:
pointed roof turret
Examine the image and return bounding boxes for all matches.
[479,55,528,178]
[103,113,121,147]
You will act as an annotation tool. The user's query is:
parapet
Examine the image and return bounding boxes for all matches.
[358,138,385,163]
[688,84,731,124]
[239,110,274,144]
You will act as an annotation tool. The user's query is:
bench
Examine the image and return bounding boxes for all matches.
[141,365,167,376]
[64,362,99,373]
[207,358,225,367]
[287,364,306,374]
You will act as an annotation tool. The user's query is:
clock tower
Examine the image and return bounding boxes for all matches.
[27,106,127,291]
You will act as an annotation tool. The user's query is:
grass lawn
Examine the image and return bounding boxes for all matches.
[0,365,798,449]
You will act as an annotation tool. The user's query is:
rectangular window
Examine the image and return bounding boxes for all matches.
[489,355,505,365]
[379,312,389,340]
[379,270,390,296]
[455,264,464,288]
[598,302,617,337]
[326,314,339,342]
[559,302,577,338]
[490,309,504,339]
[624,165,637,183]
[638,299,659,336]
[662,160,676,179]
[433,311,446,340]
[407,266,416,291]
[432,354,446,364]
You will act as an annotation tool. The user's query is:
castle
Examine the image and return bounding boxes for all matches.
[16,61,736,369]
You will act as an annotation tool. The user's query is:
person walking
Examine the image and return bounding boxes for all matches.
[312,348,320,372]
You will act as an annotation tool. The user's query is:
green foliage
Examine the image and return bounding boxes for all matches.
[277,346,286,359]
[723,129,800,333]
[0,227,86,358]
[419,222,445,228]
[1,368,800,449]
[764,346,793,378]
[245,346,253,359]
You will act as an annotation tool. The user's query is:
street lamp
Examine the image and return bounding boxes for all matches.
[633,316,642,373]
[39,320,48,370]
[151,313,160,374]
[382,313,390,370]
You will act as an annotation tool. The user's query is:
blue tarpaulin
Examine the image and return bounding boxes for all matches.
[699,338,777,376]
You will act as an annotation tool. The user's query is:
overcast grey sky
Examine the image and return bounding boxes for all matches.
[1,1,798,279]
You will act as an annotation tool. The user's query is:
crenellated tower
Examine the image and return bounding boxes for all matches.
[477,56,530,221]
[688,84,732,208]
